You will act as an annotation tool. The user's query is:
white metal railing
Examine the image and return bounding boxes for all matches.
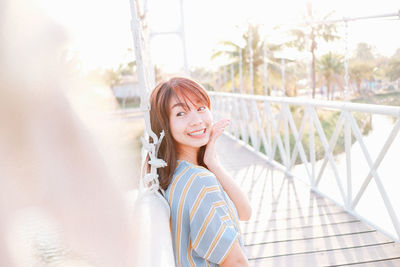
[210,91,400,243]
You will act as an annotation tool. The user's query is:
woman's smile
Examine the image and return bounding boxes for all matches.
[187,128,206,137]
[169,97,213,153]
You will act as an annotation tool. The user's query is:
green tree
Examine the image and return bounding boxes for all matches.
[386,48,400,81]
[317,52,344,100]
[353,42,376,61]
[349,42,377,95]
[211,24,283,95]
[103,61,136,87]
[349,61,374,95]
[287,2,339,98]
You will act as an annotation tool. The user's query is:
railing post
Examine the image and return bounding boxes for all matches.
[264,101,273,160]
[308,107,316,187]
[232,97,239,139]
[344,110,352,208]
[250,100,261,151]
[283,104,290,169]
[240,98,249,144]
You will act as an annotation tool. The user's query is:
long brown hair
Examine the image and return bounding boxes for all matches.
[146,77,211,190]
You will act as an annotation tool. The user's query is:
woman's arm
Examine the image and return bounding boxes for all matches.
[207,162,252,221]
[220,240,249,267]
[204,119,252,221]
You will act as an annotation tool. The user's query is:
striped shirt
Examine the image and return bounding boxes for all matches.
[165,160,244,267]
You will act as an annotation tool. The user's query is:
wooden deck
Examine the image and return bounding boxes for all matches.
[216,134,400,266]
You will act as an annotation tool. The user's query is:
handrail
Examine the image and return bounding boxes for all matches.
[210,92,400,116]
[210,91,400,243]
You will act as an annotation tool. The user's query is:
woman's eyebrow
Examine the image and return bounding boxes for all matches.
[171,102,188,109]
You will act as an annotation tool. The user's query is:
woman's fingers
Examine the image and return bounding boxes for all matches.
[210,119,230,140]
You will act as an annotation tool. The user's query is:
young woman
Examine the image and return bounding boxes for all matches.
[148,77,252,266]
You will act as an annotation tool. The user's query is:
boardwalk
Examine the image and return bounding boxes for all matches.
[216,134,400,266]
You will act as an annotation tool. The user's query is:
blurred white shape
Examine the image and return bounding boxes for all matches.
[127,189,175,267]
[0,0,139,266]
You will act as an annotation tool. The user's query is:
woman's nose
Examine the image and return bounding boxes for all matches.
[189,112,203,126]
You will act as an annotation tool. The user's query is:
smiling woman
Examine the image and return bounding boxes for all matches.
[147,77,211,189]
[145,77,251,266]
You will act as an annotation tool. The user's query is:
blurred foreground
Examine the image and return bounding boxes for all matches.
[0,0,144,266]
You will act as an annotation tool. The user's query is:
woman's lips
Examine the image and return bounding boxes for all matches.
[188,128,206,136]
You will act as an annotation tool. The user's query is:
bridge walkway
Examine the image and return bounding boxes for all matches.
[217,134,400,266]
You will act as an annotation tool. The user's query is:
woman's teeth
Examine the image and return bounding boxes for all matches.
[188,129,205,136]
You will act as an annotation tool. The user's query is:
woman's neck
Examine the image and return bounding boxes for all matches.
[178,146,199,166]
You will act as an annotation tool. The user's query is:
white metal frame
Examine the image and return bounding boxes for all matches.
[210,92,400,242]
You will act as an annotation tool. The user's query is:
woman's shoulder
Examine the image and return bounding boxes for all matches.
[172,160,217,186]
[166,160,219,201]
[175,160,213,176]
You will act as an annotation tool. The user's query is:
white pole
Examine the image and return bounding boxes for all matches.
[179,0,189,75]
[281,58,286,96]
[213,72,218,91]
[231,63,235,92]
[263,44,268,95]
[128,0,166,190]
[249,25,254,94]
[223,65,227,89]
[307,12,400,25]
[239,48,243,94]
[344,20,350,100]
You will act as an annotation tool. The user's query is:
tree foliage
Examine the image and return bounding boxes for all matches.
[286,3,339,98]
[211,24,283,95]
[386,48,400,81]
[317,52,343,99]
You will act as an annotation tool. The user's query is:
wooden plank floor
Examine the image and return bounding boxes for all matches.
[216,134,400,267]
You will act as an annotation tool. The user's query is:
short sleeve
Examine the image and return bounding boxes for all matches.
[188,174,239,264]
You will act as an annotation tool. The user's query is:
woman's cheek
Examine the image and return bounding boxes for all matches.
[205,110,213,123]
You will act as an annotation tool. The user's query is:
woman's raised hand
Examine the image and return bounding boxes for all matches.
[203,118,230,170]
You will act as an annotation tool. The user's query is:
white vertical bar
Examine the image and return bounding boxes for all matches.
[251,100,261,151]
[286,106,310,176]
[264,101,273,159]
[179,0,189,76]
[284,104,290,168]
[351,116,400,207]
[230,63,235,92]
[232,97,239,138]
[249,25,254,94]
[310,108,347,203]
[240,98,249,144]
[281,58,286,96]
[345,110,352,208]
[309,107,316,186]
[263,44,269,96]
[344,20,350,100]
[223,65,227,89]
[239,49,243,94]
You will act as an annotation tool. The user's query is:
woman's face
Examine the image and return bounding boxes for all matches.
[168,96,212,154]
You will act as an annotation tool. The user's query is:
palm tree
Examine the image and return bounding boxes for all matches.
[348,43,377,95]
[286,2,339,98]
[104,61,137,87]
[386,48,400,82]
[349,61,374,95]
[211,24,283,95]
[353,42,376,61]
[387,59,400,82]
[317,52,343,100]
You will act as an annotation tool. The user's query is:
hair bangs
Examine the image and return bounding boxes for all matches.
[170,77,210,110]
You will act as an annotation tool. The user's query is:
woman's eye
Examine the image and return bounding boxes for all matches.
[198,106,206,111]
[176,112,185,117]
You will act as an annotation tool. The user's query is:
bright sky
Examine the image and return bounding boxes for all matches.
[39,0,399,73]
